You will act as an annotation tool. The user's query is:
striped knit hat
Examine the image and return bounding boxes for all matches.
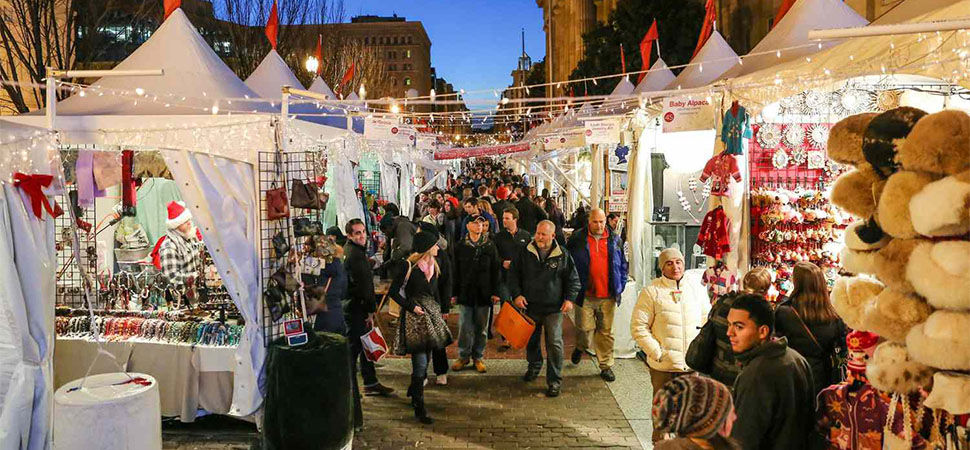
[652,375,733,439]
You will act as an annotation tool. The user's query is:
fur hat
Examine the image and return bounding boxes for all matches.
[861,288,932,343]
[658,247,684,269]
[906,311,970,371]
[652,375,734,440]
[924,372,970,415]
[831,275,884,330]
[830,168,879,219]
[909,169,970,237]
[862,107,927,179]
[412,230,439,254]
[906,240,970,311]
[877,171,936,239]
[898,109,970,176]
[873,239,920,294]
[826,112,876,166]
[866,341,935,394]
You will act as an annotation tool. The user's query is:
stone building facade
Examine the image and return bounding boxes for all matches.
[535,0,618,98]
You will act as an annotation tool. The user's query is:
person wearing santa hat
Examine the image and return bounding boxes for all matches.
[153,201,204,290]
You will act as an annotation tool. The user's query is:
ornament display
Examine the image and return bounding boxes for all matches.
[757,124,782,149]
[876,89,902,111]
[808,123,830,148]
[783,125,806,148]
[772,149,790,169]
[804,90,830,110]
[789,147,808,167]
[807,150,827,170]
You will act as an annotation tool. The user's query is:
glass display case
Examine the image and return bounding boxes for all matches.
[649,221,706,278]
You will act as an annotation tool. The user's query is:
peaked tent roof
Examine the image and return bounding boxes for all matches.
[721,0,868,78]
[665,31,739,90]
[634,58,677,94]
[53,8,269,115]
[309,76,336,99]
[245,49,304,99]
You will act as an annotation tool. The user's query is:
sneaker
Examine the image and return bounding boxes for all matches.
[522,370,539,382]
[451,358,470,371]
[600,368,616,382]
[571,349,583,364]
[435,374,448,385]
[546,384,561,397]
[474,359,487,373]
[363,383,395,397]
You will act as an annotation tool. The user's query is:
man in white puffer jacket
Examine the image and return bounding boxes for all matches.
[630,247,710,442]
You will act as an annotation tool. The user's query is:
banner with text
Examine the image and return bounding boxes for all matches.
[433,142,530,160]
[583,119,621,144]
[543,131,585,150]
[661,96,715,133]
[364,116,416,143]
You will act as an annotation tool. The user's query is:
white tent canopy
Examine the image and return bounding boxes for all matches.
[52,8,269,116]
[666,31,739,90]
[603,77,635,105]
[721,0,868,78]
[634,58,676,94]
[309,76,336,99]
[245,49,305,99]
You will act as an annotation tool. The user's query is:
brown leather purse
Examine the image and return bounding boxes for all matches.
[290,179,329,210]
[266,186,289,220]
[305,278,332,315]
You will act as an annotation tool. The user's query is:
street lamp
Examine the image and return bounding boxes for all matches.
[305,56,319,73]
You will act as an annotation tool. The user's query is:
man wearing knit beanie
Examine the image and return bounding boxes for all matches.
[631,247,710,441]
[652,375,738,448]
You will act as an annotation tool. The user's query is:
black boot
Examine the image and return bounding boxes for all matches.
[409,376,433,424]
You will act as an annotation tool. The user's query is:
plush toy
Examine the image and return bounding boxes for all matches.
[862,107,928,178]
[826,112,877,166]
[906,240,970,311]
[840,220,891,276]
[909,169,970,237]
[876,171,937,239]
[873,238,921,294]
[831,275,884,330]
[866,341,935,394]
[897,109,970,176]
[906,310,970,371]
[861,288,932,343]
[830,167,880,219]
[924,372,970,415]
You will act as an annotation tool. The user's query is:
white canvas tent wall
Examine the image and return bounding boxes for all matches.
[634,58,676,94]
[245,49,305,99]
[720,0,867,78]
[725,0,970,108]
[666,31,739,90]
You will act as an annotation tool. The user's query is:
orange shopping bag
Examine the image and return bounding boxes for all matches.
[494,302,536,350]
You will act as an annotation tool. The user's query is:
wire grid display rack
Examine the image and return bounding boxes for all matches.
[55,147,102,309]
[258,149,328,347]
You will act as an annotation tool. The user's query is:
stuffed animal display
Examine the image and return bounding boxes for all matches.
[827,107,970,416]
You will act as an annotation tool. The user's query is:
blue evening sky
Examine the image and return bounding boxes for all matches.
[341,0,546,103]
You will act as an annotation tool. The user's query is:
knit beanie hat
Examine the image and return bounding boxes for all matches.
[658,247,685,269]
[846,330,879,374]
[413,230,438,254]
[652,375,733,439]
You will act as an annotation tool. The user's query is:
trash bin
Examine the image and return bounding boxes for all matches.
[54,372,161,450]
[262,331,354,450]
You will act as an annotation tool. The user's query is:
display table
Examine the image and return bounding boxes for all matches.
[54,337,236,422]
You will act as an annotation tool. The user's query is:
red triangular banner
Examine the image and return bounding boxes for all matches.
[265,0,279,49]
[619,43,626,74]
[314,35,323,76]
[163,0,180,20]
[772,0,797,30]
[638,19,659,84]
[337,63,356,93]
[691,0,717,59]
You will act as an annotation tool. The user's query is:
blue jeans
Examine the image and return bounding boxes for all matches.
[411,351,429,379]
[526,311,564,387]
[458,305,490,360]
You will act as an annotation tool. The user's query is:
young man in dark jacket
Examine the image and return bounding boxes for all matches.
[727,294,815,450]
[509,220,581,398]
[514,194,548,234]
[565,208,628,382]
[452,215,502,373]
[494,206,531,299]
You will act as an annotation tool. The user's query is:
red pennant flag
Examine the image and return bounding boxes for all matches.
[638,20,659,83]
[265,0,279,49]
[163,0,180,20]
[338,63,356,93]
[772,0,797,29]
[619,43,626,74]
[314,35,323,76]
[691,0,717,59]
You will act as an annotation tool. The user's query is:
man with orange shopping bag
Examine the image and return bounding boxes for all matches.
[508,220,581,397]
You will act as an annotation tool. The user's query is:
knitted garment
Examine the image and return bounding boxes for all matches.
[721,106,752,156]
[699,153,742,197]
[696,207,731,259]
[652,374,733,439]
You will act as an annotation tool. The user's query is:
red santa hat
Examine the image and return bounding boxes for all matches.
[166,201,192,229]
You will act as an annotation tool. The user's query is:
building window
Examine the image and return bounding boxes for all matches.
[404,77,412,86]
[406,50,411,58]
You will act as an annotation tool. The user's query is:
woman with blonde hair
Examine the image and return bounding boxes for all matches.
[686,267,774,386]
[774,261,847,394]
[388,229,453,424]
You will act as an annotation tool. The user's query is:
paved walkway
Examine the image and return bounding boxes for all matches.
[162,314,659,449]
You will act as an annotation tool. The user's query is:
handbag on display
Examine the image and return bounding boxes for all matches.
[270,267,300,293]
[266,186,289,220]
[290,179,329,210]
[361,327,388,362]
[293,217,323,237]
[272,232,290,258]
[494,301,535,350]
[305,278,332,316]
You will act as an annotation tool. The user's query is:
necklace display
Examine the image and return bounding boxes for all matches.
[55,310,242,347]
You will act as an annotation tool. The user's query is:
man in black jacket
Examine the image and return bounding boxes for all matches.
[727,294,814,450]
[509,220,581,397]
[514,192,548,234]
[452,215,502,373]
[494,206,531,298]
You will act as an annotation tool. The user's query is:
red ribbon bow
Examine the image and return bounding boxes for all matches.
[13,172,55,219]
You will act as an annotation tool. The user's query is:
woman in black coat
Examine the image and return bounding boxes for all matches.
[388,230,453,424]
[773,262,847,395]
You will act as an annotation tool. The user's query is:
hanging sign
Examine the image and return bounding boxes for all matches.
[433,142,530,160]
[661,96,715,133]
[543,131,585,150]
[364,116,415,143]
[608,170,629,212]
[583,119,621,144]
[415,134,437,151]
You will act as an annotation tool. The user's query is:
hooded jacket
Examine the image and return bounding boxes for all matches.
[453,233,501,307]
[631,276,710,372]
[508,240,581,316]
[731,337,815,450]
[566,227,629,306]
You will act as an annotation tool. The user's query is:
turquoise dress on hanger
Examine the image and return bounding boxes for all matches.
[721,106,752,156]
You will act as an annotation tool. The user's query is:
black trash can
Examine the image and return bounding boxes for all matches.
[263,331,353,450]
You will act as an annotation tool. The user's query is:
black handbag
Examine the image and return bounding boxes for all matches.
[272,232,290,258]
[293,217,323,237]
[270,267,300,293]
[290,179,329,210]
